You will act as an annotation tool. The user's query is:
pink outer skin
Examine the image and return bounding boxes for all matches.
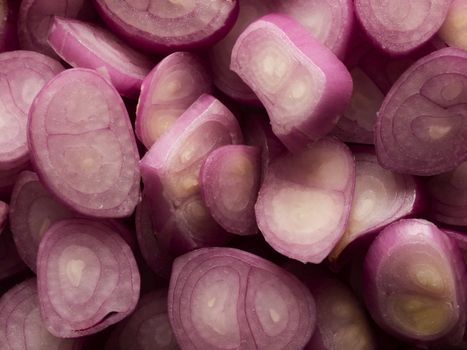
[375,47,467,176]
[37,219,141,338]
[355,0,453,55]
[168,247,316,350]
[28,68,141,218]
[329,148,425,269]
[48,17,154,98]
[0,50,64,173]
[140,94,243,255]
[363,219,467,345]
[255,137,355,263]
[231,14,353,153]
[199,145,261,236]
[135,51,212,149]
[93,0,239,54]
[18,0,95,58]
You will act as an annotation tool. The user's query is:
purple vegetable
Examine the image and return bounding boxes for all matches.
[94,0,239,53]
[0,279,84,350]
[428,161,467,226]
[329,148,423,265]
[231,14,352,152]
[28,68,141,218]
[364,219,466,344]
[200,145,261,236]
[375,48,467,176]
[135,196,173,279]
[168,247,316,350]
[0,161,30,200]
[0,228,27,281]
[271,0,354,59]
[140,94,242,255]
[106,289,178,350]
[10,171,75,271]
[135,52,212,149]
[255,137,355,263]
[37,218,140,337]
[332,67,384,144]
[439,0,467,51]
[0,51,63,173]
[48,17,154,98]
[0,0,18,52]
[355,0,453,55]
[18,0,95,58]
[444,229,467,265]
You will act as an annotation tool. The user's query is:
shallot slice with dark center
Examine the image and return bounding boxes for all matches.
[231,14,352,152]
[106,289,178,350]
[140,94,242,255]
[10,171,75,272]
[355,0,453,55]
[200,145,261,235]
[0,50,63,173]
[255,137,355,263]
[47,17,154,98]
[329,149,423,266]
[168,247,315,350]
[28,68,141,218]
[364,219,466,344]
[428,161,467,226]
[0,279,84,350]
[37,218,140,337]
[94,0,239,53]
[136,52,211,149]
[375,48,467,176]
[18,0,95,58]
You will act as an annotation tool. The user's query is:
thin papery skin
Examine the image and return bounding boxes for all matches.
[106,289,179,350]
[208,0,268,104]
[168,247,316,350]
[93,0,239,54]
[428,161,467,226]
[0,279,84,350]
[135,196,173,279]
[10,171,75,272]
[47,17,154,98]
[364,219,467,344]
[136,52,212,149]
[28,68,141,218]
[18,0,95,58]
[36,218,141,338]
[355,0,453,55]
[329,148,423,267]
[271,0,354,59]
[140,94,242,256]
[255,137,355,263]
[0,229,27,281]
[332,68,384,144]
[375,47,467,176]
[0,51,63,173]
[439,0,467,51]
[231,14,353,152]
[200,145,261,236]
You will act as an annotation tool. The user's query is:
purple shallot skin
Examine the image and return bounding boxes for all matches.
[168,247,315,350]
[255,137,355,264]
[37,219,141,338]
[231,14,352,152]
[94,0,239,54]
[48,16,154,98]
[375,48,467,176]
[140,94,243,256]
[364,219,467,345]
[28,68,141,218]
[136,51,212,149]
[200,145,261,236]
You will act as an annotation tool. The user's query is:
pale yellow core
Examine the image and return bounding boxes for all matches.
[271,187,339,244]
[147,111,180,143]
[220,155,255,212]
[66,259,85,287]
[428,124,452,140]
[391,295,454,336]
[410,264,445,293]
[336,324,372,350]
[269,309,281,323]
[439,1,467,50]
